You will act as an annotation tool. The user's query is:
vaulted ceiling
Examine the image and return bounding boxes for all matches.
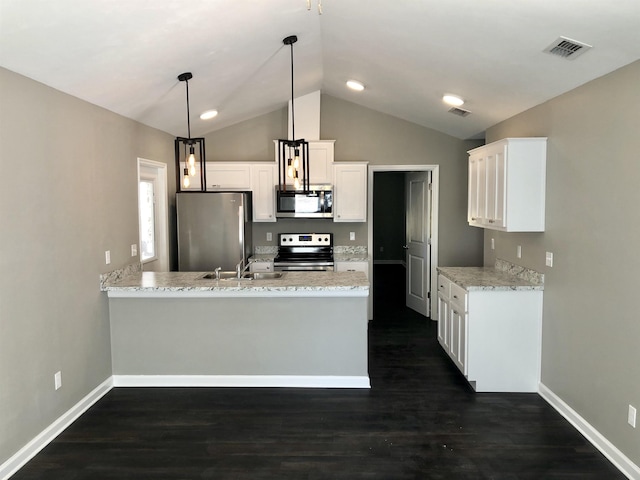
[1,0,639,140]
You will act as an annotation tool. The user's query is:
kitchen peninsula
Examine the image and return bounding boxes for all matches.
[103,270,370,389]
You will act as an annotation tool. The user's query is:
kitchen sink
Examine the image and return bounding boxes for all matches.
[246,272,283,280]
[201,271,243,280]
[201,271,283,281]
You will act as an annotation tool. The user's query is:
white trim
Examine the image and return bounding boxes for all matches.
[106,289,369,299]
[0,378,113,480]
[137,158,170,272]
[368,165,439,319]
[539,383,640,480]
[113,375,371,389]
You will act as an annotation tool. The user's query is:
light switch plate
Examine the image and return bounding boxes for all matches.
[546,251,554,267]
[266,232,272,242]
[105,250,111,265]
[131,244,137,257]
[629,405,637,428]
[516,245,522,258]
[350,232,355,241]
[491,238,495,250]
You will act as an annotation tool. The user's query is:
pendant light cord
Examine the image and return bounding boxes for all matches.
[185,79,191,139]
[289,41,295,141]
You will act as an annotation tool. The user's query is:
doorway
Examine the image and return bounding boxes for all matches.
[137,158,169,272]
[367,165,439,320]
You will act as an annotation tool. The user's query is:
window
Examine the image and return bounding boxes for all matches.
[138,179,156,262]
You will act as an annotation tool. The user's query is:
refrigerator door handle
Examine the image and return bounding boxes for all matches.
[238,204,245,264]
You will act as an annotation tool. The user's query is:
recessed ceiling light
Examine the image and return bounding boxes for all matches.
[443,94,464,107]
[200,109,218,120]
[346,80,365,91]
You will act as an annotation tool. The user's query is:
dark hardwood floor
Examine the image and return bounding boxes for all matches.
[12,264,624,479]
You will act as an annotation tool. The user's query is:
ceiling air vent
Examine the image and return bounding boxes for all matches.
[448,106,471,117]
[544,36,592,60]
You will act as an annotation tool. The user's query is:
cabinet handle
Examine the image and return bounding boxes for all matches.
[471,217,477,221]
[453,310,459,315]
[488,220,495,224]
[453,295,458,299]
[439,284,444,288]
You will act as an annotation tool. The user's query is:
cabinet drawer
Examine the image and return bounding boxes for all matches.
[437,275,451,297]
[450,282,468,312]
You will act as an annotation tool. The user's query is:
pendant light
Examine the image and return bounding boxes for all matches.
[277,35,310,192]
[175,72,206,192]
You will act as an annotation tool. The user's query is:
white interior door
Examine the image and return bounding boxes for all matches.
[405,171,432,317]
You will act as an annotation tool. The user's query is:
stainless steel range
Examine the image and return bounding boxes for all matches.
[273,233,334,271]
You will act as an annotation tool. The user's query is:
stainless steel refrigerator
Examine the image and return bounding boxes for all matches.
[176,192,253,272]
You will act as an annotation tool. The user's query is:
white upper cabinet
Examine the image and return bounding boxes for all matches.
[308,141,335,185]
[468,138,547,232]
[250,163,277,222]
[273,140,335,186]
[206,163,252,190]
[334,162,368,222]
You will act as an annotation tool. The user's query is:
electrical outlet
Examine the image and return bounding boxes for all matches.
[105,250,111,265]
[491,238,495,250]
[266,232,272,242]
[131,244,137,257]
[54,371,62,390]
[546,251,554,267]
[629,405,637,428]
[349,232,355,241]
[516,245,522,258]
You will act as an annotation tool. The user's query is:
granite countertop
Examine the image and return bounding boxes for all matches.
[437,263,544,291]
[103,270,369,297]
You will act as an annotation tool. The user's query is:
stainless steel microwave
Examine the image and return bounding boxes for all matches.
[275,185,333,219]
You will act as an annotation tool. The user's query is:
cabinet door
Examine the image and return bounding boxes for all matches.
[206,163,251,190]
[308,141,335,184]
[437,292,449,349]
[334,163,368,222]
[451,308,468,375]
[485,144,506,228]
[273,140,335,186]
[468,151,486,226]
[250,164,276,222]
[250,262,274,273]
[335,261,369,278]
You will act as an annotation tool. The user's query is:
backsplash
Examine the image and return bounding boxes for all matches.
[99,263,142,291]
[334,246,367,255]
[495,258,544,285]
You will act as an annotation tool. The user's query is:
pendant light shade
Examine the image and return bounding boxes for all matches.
[277,35,310,192]
[175,72,206,191]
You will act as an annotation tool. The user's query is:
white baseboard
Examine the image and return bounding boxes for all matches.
[113,374,371,389]
[1,377,113,480]
[539,383,640,480]
[373,260,405,265]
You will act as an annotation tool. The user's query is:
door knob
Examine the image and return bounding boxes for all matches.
[402,245,409,249]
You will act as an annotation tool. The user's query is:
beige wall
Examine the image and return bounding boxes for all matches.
[204,94,484,267]
[485,60,640,464]
[0,67,174,464]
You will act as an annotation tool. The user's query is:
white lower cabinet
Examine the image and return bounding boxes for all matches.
[437,273,542,392]
[334,261,369,278]
[250,261,274,273]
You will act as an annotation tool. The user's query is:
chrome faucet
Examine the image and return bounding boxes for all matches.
[236,259,253,279]
[214,267,222,280]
